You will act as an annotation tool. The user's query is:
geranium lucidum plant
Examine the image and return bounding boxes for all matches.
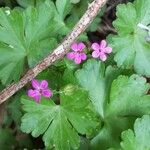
[0,0,150,150]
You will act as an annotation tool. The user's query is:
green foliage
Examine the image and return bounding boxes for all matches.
[21,88,100,150]
[69,0,105,32]
[0,2,58,85]
[7,92,23,126]
[119,115,150,150]
[76,59,121,117]
[56,0,72,20]
[0,0,104,85]
[37,66,64,90]
[0,128,16,150]
[17,0,44,8]
[71,0,80,4]
[109,0,150,76]
[0,0,150,149]
[76,59,150,149]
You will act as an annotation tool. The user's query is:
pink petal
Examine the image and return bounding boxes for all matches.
[28,90,41,103]
[99,52,107,61]
[92,50,100,58]
[77,43,86,51]
[71,43,78,51]
[42,89,53,98]
[80,53,87,60]
[31,79,40,90]
[67,52,76,60]
[34,95,41,103]
[104,47,112,54]
[100,40,107,49]
[28,89,40,97]
[74,54,82,64]
[40,80,48,89]
[91,43,100,51]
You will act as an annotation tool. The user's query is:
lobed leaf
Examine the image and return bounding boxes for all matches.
[75,59,150,149]
[0,2,58,85]
[21,88,100,150]
[76,59,121,118]
[109,0,150,76]
[120,115,150,150]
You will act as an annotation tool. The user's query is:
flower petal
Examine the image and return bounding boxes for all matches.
[34,95,41,103]
[71,43,78,51]
[67,52,76,60]
[100,40,107,49]
[40,80,48,89]
[31,79,40,89]
[28,89,40,97]
[99,52,107,61]
[91,43,100,51]
[78,42,86,51]
[74,54,82,64]
[80,53,87,60]
[92,50,100,58]
[42,89,53,98]
[104,47,112,54]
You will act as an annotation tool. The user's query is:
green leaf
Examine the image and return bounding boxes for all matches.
[75,59,150,149]
[108,148,120,150]
[21,88,100,150]
[70,0,88,20]
[62,69,78,85]
[106,75,150,116]
[76,59,121,118]
[53,0,73,37]
[0,2,57,85]
[56,0,72,20]
[91,75,150,150]
[17,0,48,8]
[7,91,23,126]
[109,0,150,76]
[0,128,16,150]
[70,0,80,4]
[37,66,64,90]
[120,115,150,150]
[17,0,35,7]
[68,0,104,32]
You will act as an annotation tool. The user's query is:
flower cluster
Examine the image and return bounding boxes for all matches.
[67,40,112,64]
[28,40,112,102]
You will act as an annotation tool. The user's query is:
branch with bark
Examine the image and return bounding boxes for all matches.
[0,0,107,104]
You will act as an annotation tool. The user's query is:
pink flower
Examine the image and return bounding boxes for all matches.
[91,40,112,61]
[27,79,52,103]
[67,42,87,64]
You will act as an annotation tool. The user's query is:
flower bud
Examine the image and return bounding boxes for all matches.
[63,84,77,95]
